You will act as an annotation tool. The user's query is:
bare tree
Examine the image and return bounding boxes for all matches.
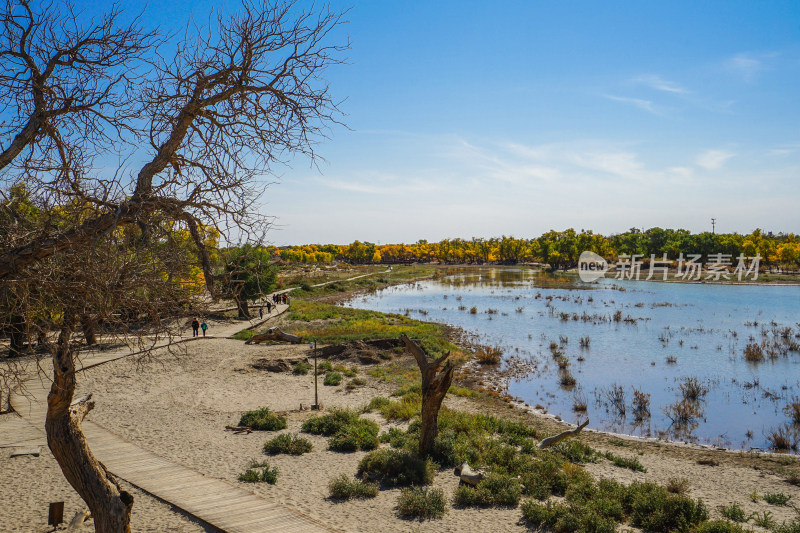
[401,334,454,456]
[0,1,346,531]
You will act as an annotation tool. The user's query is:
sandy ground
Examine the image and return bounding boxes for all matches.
[4,335,800,532]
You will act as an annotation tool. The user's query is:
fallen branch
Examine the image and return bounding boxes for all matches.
[224,425,253,434]
[245,328,302,345]
[537,419,589,449]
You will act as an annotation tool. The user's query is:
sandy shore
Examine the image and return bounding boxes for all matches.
[4,334,800,532]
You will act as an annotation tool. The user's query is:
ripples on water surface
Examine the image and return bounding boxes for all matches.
[345,267,800,452]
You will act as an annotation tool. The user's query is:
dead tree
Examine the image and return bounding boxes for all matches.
[401,334,454,456]
[0,1,347,531]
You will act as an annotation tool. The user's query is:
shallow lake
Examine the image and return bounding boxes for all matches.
[345,267,800,452]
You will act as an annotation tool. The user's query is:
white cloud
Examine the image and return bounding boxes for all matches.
[605,95,657,114]
[633,74,688,94]
[695,149,735,170]
[724,53,775,81]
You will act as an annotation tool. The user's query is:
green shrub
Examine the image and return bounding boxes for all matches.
[318,359,333,372]
[328,474,379,500]
[263,433,313,455]
[302,409,360,435]
[366,396,390,412]
[357,448,435,487]
[551,440,599,463]
[720,502,748,523]
[397,487,446,519]
[238,464,279,484]
[521,500,617,533]
[292,360,312,375]
[239,407,287,431]
[328,418,380,452]
[604,451,647,472]
[324,371,342,386]
[773,518,800,533]
[625,481,708,532]
[764,492,791,505]
[453,473,522,508]
[233,329,255,341]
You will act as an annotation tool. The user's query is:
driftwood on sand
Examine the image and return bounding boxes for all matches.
[245,328,302,345]
[454,462,485,486]
[537,419,589,449]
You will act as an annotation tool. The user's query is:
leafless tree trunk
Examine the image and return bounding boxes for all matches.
[401,334,454,456]
[45,320,134,532]
[0,1,346,531]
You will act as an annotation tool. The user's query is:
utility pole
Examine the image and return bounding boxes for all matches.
[711,218,716,234]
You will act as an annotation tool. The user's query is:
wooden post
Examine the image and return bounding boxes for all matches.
[48,501,64,528]
[311,340,320,410]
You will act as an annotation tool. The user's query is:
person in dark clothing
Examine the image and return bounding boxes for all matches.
[191,318,200,337]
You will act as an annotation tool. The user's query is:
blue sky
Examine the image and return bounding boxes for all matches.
[133,1,800,243]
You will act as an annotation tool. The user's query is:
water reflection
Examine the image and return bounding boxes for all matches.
[346,267,800,452]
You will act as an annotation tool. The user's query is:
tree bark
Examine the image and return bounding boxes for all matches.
[235,296,251,319]
[401,334,453,456]
[46,323,134,532]
[81,316,98,346]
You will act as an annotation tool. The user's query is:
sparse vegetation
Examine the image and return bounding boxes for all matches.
[263,433,313,455]
[396,487,446,519]
[238,461,279,484]
[357,448,435,487]
[720,502,748,523]
[324,371,343,386]
[475,345,503,365]
[292,360,312,375]
[328,474,379,500]
[239,407,287,431]
[763,492,791,505]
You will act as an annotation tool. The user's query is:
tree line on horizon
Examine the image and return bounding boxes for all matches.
[274,228,800,269]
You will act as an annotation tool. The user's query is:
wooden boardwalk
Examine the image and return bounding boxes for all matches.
[8,307,335,533]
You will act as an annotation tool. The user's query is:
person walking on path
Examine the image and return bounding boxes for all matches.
[200,321,208,337]
[191,318,200,337]
[259,307,263,319]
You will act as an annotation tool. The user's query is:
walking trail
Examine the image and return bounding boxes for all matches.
[6,269,389,531]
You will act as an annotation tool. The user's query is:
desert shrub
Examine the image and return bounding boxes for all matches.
[347,377,367,389]
[773,518,800,533]
[665,477,690,494]
[453,473,522,508]
[232,329,255,341]
[328,474,378,500]
[693,520,750,533]
[396,487,446,519]
[475,345,502,365]
[365,396,391,412]
[292,360,312,375]
[720,502,748,523]
[318,359,333,372]
[551,440,598,464]
[752,511,775,529]
[238,463,279,484]
[378,393,421,421]
[302,408,360,435]
[263,433,313,455]
[239,407,287,431]
[357,448,435,487]
[764,492,791,505]
[624,481,708,532]
[324,371,342,386]
[604,451,647,473]
[328,418,380,452]
[680,377,708,401]
[521,500,617,533]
